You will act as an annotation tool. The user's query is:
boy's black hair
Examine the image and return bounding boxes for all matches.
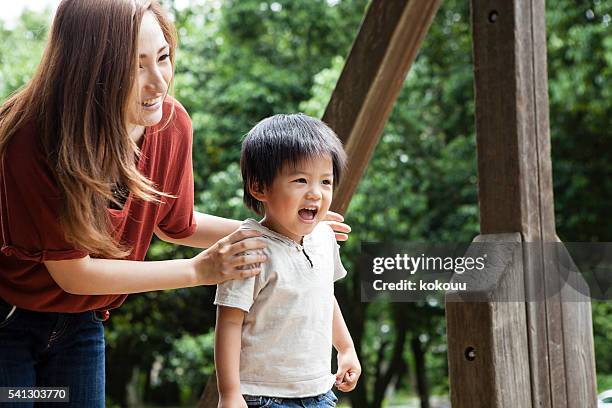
[241,113,347,215]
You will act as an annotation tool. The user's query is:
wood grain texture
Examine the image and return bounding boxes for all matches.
[556,236,598,407]
[469,2,555,402]
[448,0,597,406]
[446,234,532,408]
[447,235,522,302]
[324,0,442,215]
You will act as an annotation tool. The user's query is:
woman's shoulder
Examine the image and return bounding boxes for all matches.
[2,120,59,196]
[3,121,47,170]
[5,120,40,151]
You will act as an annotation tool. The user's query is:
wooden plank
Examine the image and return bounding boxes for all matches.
[555,235,598,407]
[472,1,558,406]
[468,3,553,403]
[517,2,568,405]
[561,297,598,407]
[531,0,597,398]
[446,234,531,408]
[325,0,442,214]
[446,0,597,406]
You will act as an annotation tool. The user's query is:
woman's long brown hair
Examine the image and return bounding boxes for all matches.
[0,0,178,258]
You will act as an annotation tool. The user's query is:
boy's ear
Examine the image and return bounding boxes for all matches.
[249,181,267,202]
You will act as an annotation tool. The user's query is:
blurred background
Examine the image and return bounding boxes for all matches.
[1,0,610,406]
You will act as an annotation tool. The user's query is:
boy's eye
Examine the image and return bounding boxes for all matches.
[293,178,307,183]
[322,179,333,185]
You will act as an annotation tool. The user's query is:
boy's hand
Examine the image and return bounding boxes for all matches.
[218,392,247,408]
[323,211,351,241]
[335,347,361,392]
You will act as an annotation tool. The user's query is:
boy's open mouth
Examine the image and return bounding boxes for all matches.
[298,207,318,222]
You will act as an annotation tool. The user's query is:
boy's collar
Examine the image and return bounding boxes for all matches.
[243,218,313,249]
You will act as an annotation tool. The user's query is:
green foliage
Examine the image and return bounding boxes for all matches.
[156,330,216,405]
[547,0,612,241]
[593,302,612,376]
[171,0,368,195]
[1,0,610,405]
[0,10,50,99]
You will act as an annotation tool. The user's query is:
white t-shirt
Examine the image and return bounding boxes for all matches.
[214,218,347,398]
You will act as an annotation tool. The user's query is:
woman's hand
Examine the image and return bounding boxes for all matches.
[324,211,352,241]
[218,392,247,408]
[192,229,267,285]
[335,347,361,392]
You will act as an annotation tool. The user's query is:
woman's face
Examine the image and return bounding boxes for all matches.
[127,11,172,128]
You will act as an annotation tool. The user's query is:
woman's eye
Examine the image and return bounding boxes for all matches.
[159,54,170,62]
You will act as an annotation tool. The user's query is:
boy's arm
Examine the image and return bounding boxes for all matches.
[332,296,361,392]
[215,306,248,408]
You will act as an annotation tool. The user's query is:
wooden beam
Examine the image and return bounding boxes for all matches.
[325,0,441,214]
[446,0,597,407]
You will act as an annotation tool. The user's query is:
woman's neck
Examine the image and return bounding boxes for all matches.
[127,124,146,148]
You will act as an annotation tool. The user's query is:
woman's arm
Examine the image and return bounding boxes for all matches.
[155,212,240,249]
[43,229,267,295]
[215,306,248,408]
[155,210,352,249]
[332,297,361,392]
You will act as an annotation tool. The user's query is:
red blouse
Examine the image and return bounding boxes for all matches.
[0,97,197,312]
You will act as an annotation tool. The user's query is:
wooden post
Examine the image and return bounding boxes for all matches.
[325,0,441,214]
[199,2,441,406]
[446,234,532,407]
[445,0,597,407]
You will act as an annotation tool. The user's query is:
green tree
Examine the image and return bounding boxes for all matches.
[1,0,610,405]
[0,10,49,99]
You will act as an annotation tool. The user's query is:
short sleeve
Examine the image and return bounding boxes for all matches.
[214,276,256,312]
[156,101,197,239]
[333,242,347,282]
[0,125,88,262]
[214,247,270,312]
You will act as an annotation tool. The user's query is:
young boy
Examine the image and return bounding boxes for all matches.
[214,114,361,408]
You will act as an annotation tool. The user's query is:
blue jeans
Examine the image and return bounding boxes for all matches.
[0,306,105,407]
[244,389,338,407]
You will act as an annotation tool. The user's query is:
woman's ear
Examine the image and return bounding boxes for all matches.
[249,181,267,202]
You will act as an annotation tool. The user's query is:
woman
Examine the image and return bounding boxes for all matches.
[0,1,349,406]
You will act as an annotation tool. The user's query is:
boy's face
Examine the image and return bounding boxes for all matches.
[258,155,334,242]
